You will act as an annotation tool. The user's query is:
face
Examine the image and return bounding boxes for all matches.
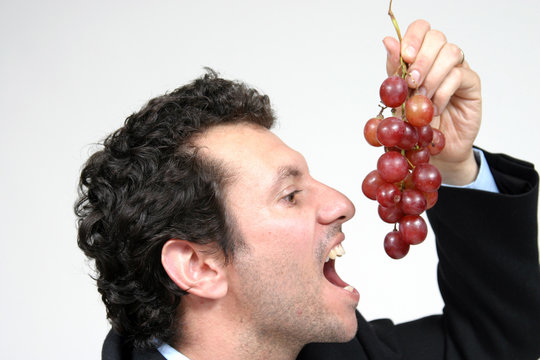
[195,123,359,347]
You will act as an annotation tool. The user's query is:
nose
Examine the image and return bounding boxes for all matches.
[316,182,356,226]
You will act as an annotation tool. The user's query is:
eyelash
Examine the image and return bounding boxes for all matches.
[283,190,302,205]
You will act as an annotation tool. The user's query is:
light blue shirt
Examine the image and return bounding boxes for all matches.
[442,148,499,193]
[157,149,498,360]
[158,343,191,360]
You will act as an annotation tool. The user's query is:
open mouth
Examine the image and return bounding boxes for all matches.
[323,243,355,293]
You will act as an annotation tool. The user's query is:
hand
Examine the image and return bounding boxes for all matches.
[383,20,482,186]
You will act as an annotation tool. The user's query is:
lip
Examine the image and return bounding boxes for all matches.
[321,232,360,303]
[343,286,360,302]
[323,259,360,304]
[324,232,345,262]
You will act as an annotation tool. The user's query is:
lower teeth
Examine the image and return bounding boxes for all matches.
[343,285,354,293]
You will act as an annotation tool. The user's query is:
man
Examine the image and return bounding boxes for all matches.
[76,20,540,359]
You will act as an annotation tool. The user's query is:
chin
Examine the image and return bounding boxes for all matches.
[340,317,359,342]
[335,305,360,342]
[315,313,359,344]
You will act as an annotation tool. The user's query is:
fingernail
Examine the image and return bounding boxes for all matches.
[433,104,439,116]
[404,45,416,59]
[408,70,420,88]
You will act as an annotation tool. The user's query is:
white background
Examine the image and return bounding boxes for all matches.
[1,0,539,358]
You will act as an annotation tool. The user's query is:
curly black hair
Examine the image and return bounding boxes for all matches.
[75,69,275,348]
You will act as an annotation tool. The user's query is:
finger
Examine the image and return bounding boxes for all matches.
[406,29,447,88]
[383,36,401,76]
[431,66,479,116]
[430,114,440,131]
[400,19,431,64]
[430,67,462,116]
[420,42,463,100]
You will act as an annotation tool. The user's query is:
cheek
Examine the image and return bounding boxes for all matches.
[254,218,314,256]
[231,199,318,260]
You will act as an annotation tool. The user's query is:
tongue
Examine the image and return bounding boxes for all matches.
[323,259,349,288]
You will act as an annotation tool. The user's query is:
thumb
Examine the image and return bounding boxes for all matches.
[383,36,401,76]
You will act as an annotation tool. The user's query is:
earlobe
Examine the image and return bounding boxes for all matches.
[161,239,228,299]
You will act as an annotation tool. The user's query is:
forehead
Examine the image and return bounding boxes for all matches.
[194,123,307,183]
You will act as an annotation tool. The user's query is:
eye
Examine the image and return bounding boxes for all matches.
[283,190,302,205]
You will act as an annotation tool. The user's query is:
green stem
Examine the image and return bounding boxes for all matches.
[388,0,409,79]
[388,0,403,43]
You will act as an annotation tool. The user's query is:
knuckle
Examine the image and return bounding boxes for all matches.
[412,56,427,70]
[433,87,450,105]
[449,67,463,83]
[428,29,447,43]
[405,20,431,47]
[413,19,431,31]
[447,43,462,59]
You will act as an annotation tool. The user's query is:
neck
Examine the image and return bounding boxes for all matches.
[172,297,303,360]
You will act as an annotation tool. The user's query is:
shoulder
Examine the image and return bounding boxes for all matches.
[102,329,166,360]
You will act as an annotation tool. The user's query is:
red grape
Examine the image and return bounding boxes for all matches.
[378,204,404,223]
[416,125,434,147]
[400,188,427,215]
[362,45,446,258]
[405,94,434,127]
[412,163,442,193]
[397,122,419,150]
[399,215,428,245]
[384,230,410,259]
[405,147,430,168]
[362,170,386,200]
[364,117,383,147]
[377,151,409,183]
[424,191,438,210]
[376,182,401,208]
[377,117,406,147]
[398,172,415,190]
[428,128,446,155]
[380,76,408,108]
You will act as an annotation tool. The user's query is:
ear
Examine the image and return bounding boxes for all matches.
[161,239,228,299]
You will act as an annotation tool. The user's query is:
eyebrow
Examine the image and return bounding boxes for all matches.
[271,165,302,193]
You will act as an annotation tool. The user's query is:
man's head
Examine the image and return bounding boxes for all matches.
[76,70,358,353]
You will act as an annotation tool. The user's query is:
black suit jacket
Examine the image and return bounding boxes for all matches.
[103,150,540,360]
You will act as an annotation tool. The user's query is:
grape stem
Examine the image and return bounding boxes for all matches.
[388,0,408,79]
[377,104,387,117]
[388,0,402,42]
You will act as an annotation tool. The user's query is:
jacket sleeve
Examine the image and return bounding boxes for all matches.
[396,150,540,359]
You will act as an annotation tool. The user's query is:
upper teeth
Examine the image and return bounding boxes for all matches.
[326,243,345,262]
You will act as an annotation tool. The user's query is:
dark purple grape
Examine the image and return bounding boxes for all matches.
[428,129,446,155]
[380,76,408,108]
[416,125,434,147]
[400,188,427,215]
[377,151,409,183]
[377,117,406,147]
[384,230,410,259]
[378,204,404,224]
[362,170,386,200]
[376,182,401,208]
[399,215,428,245]
[412,163,442,193]
[405,147,430,168]
[397,122,419,150]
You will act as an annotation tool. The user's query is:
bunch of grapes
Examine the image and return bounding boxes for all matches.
[362,75,446,259]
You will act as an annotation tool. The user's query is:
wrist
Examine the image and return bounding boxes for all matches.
[432,150,479,186]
